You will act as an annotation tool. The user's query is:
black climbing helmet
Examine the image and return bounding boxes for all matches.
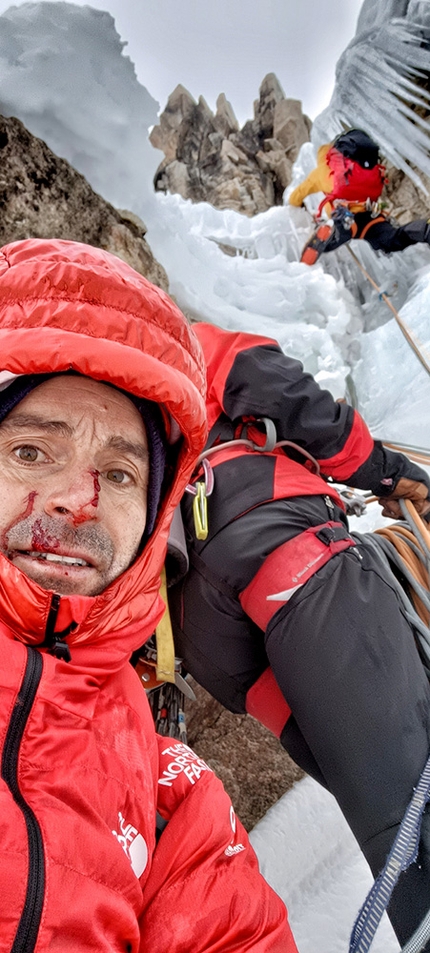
[332,129,381,169]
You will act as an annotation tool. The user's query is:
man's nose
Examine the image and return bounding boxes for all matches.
[44,468,100,521]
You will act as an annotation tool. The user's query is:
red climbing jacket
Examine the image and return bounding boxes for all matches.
[289,129,386,220]
[198,321,376,499]
[319,129,387,218]
[322,144,386,214]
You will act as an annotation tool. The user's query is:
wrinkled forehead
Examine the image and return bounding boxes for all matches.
[1,376,149,446]
[0,373,144,434]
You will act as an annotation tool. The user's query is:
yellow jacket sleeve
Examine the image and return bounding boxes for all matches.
[288,144,333,206]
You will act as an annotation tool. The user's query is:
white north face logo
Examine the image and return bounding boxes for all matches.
[112,810,148,878]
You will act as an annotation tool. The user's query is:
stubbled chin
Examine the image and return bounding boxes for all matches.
[10,554,103,596]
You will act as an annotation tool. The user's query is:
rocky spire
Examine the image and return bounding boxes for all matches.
[150,74,312,216]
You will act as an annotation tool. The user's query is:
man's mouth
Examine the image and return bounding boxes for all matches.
[12,551,92,568]
[29,551,90,567]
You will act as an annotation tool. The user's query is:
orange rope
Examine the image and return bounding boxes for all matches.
[374,500,430,624]
[383,442,430,467]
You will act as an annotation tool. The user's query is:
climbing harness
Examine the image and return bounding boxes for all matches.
[182,417,322,542]
[346,244,430,377]
[332,204,356,231]
[348,500,430,953]
[240,519,356,631]
[139,419,323,734]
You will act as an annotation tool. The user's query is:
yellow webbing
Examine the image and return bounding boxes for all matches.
[155,566,176,683]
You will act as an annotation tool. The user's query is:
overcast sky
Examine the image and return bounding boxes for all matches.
[0,0,364,124]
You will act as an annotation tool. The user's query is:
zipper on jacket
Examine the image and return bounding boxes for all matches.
[41,593,73,662]
[1,646,44,953]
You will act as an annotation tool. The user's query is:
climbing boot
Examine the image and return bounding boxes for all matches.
[300,224,334,265]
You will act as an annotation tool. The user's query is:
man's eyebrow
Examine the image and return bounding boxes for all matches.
[105,436,149,463]
[0,416,149,462]
[0,414,73,437]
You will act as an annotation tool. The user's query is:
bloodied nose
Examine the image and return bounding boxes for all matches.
[44,468,101,524]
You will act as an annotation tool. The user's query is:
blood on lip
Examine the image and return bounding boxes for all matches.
[4,477,101,564]
[31,517,61,552]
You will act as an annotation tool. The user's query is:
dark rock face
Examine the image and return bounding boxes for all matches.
[150,74,312,216]
[186,681,304,831]
[383,161,430,224]
[0,113,168,290]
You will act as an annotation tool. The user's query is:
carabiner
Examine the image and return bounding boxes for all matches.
[241,417,277,452]
[193,481,208,540]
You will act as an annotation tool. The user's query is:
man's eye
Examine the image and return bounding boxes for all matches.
[14,445,41,462]
[105,469,131,485]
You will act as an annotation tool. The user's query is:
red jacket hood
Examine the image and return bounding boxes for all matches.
[0,239,207,665]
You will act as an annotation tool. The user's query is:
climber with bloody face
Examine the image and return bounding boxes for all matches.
[0,376,150,596]
[0,238,295,953]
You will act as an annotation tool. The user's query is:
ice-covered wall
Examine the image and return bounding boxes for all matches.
[0,1,161,211]
[312,0,430,192]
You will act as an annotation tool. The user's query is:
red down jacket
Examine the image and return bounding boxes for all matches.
[0,240,295,952]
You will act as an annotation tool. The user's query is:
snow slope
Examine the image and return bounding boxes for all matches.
[0,1,161,209]
[250,777,400,953]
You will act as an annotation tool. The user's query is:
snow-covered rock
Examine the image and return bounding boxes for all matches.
[0,1,161,211]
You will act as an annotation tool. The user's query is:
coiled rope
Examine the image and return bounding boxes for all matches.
[373,500,430,630]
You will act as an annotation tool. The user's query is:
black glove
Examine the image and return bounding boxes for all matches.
[347,442,430,520]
